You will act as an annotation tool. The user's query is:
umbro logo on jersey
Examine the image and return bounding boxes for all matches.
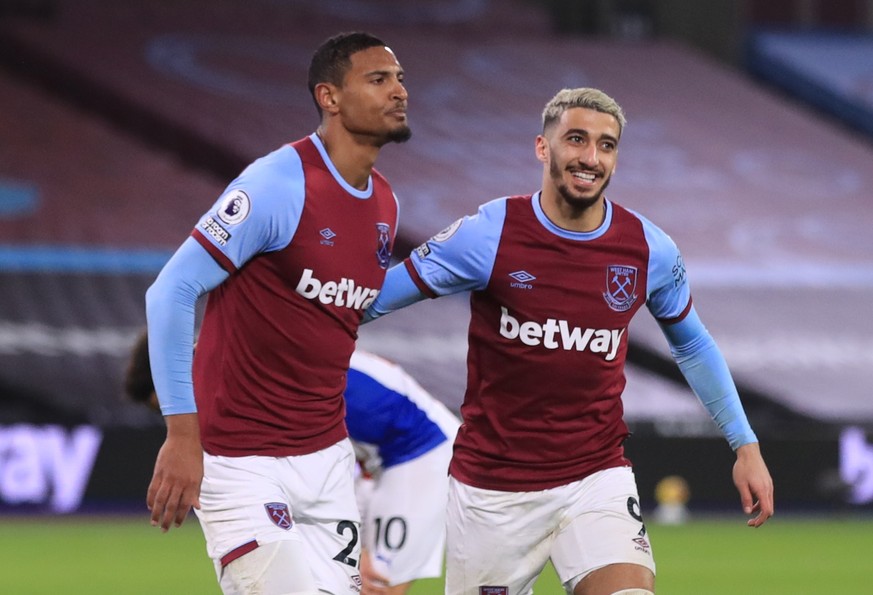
[320,228,336,246]
[498,306,625,360]
[295,268,379,310]
[632,536,651,554]
[509,270,536,289]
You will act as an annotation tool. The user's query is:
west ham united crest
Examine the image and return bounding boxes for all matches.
[375,222,392,269]
[603,264,638,312]
[264,502,293,530]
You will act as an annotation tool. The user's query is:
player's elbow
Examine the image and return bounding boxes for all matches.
[145,274,167,315]
[145,269,182,324]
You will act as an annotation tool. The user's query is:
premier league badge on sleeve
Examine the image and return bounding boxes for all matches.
[217,189,251,225]
[375,222,392,269]
[432,218,462,242]
[603,264,638,312]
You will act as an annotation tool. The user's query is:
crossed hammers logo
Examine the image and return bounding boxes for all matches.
[264,502,293,530]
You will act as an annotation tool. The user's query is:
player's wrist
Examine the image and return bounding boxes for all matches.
[734,442,761,459]
[164,413,201,440]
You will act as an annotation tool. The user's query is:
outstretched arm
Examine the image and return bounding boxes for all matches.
[366,201,508,322]
[364,263,427,322]
[659,307,774,527]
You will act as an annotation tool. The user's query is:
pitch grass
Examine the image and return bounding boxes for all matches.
[0,515,870,594]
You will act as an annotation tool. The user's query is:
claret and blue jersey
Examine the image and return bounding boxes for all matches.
[368,192,755,492]
[148,133,399,457]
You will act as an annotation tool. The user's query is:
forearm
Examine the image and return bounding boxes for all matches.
[146,276,198,415]
[661,309,757,450]
[364,262,427,322]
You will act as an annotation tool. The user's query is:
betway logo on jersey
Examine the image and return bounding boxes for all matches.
[499,307,625,361]
[295,268,379,309]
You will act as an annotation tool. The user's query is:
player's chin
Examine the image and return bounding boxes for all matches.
[386,123,412,143]
[561,184,601,206]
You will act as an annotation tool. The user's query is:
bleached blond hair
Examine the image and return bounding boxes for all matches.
[542,88,627,138]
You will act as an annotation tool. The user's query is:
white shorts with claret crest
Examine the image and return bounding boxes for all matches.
[195,439,363,594]
[445,466,656,595]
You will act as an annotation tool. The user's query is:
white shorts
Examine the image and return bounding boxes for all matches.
[195,439,362,594]
[355,440,453,585]
[445,466,655,595]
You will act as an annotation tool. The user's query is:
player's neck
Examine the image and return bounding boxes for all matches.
[539,188,606,233]
[316,126,379,191]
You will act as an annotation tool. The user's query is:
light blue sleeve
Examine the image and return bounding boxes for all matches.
[364,264,427,321]
[146,237,229,415]
[408,197,507,295]
[659,307,758,450]
[194,145,306,269]
[365,198,508,320]
[636,211,691,321]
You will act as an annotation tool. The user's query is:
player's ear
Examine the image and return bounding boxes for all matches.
[314,83,340,114]
[535,135,548,164]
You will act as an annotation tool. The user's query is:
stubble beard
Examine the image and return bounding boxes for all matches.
[550,157,610,211]
[386,124,412,143]
[370,123,411,148]
[347,117,412,147]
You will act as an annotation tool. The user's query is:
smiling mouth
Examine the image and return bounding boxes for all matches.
[570,170,597,184]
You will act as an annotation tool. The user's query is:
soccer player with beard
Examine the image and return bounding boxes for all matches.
[145,32,410,594]
[365,88,774,595]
